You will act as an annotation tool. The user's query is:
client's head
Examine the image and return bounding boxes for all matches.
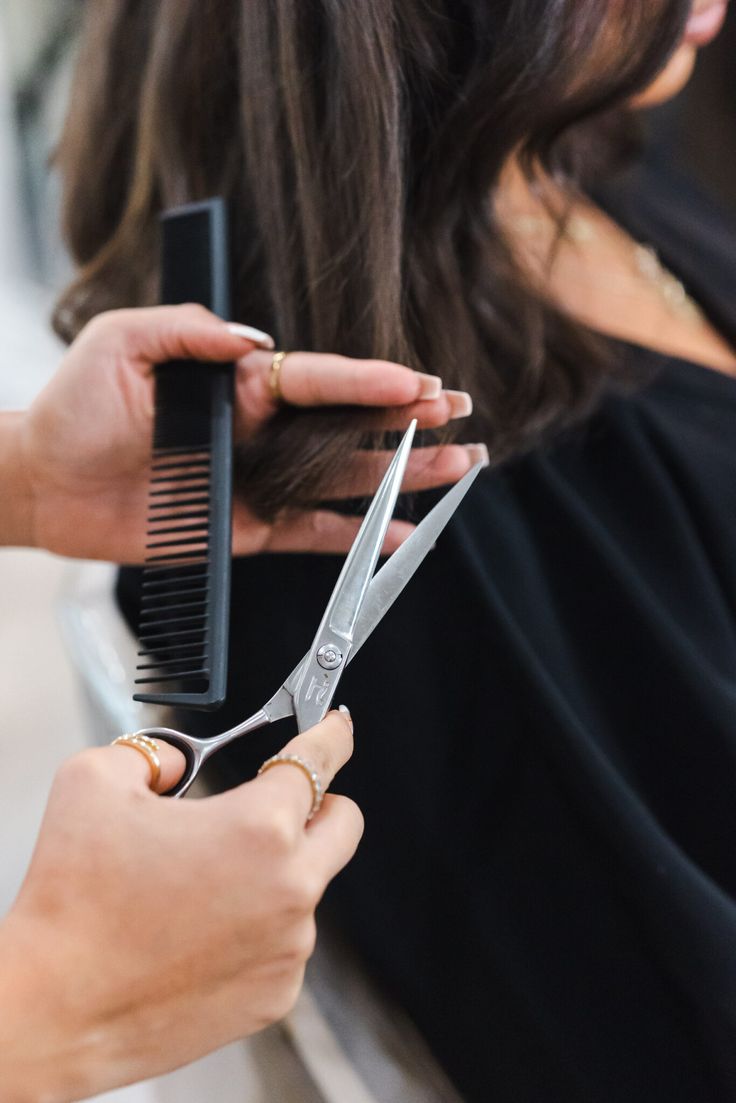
[55,0,703,512]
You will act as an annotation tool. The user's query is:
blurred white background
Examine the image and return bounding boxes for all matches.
[0,0,88,914]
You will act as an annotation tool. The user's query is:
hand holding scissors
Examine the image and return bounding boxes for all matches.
[128,421,483,797]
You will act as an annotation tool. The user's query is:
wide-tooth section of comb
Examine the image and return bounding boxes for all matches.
[133,198,233,710]
[136,450,210,685]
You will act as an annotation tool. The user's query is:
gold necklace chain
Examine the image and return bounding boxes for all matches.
[509,212,704,326]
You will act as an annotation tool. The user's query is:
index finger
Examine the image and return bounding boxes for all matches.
[236,350,442,433]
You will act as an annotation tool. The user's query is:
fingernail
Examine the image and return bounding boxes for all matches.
[445,390,473,418]
[225,322,275,349]
[338,704,353,730]
[416,373,443,400]
[467,442,490,467]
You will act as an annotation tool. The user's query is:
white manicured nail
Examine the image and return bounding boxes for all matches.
[445,390,473,418]
[338,704,353,731]
[225,322,275,349]
[416,373,443,400]
[467,443,489,467]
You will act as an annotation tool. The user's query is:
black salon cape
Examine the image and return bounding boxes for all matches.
[119,159,736,1102]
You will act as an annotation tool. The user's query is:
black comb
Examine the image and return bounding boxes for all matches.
[133,198,233,710]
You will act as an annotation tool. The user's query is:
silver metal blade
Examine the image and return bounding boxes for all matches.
[279,462,483,698]
[291,421,417,731]
[322,420,417,642]
[348,461,483,659]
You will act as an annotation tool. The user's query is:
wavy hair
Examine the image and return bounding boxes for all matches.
[54,0,690,518]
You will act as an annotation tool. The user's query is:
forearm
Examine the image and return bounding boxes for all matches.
[0,912,95,1103]
[0,412,35,548]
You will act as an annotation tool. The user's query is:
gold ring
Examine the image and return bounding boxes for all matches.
[269,350,288,403]
[257,753,325,821]
[111,734,162,791]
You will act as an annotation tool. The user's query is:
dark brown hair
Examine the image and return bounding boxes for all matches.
[54,0,690,518]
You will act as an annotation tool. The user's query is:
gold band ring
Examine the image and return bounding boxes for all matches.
[111,734,162,791]
[269,350,288,402]
[257,753,325,821]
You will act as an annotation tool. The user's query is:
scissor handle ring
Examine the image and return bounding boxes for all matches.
[132,727,200,799]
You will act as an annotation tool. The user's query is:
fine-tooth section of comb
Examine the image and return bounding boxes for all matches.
[133,198,233,710]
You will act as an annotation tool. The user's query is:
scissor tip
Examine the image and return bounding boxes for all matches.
[400,419,418,450]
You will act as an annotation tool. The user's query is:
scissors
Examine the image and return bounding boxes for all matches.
[130,421,482,797]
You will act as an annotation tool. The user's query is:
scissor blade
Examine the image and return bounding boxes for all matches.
[348,461,483,659]
[322,420,417,642]
[291,421,416,730]
[280,461,483,698]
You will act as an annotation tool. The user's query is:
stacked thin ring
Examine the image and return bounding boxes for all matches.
[111,733,162,790]
[269,350,288,402]
[257,753,325,821]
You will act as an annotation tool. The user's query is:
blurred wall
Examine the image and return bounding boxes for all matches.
[0,0,79,285]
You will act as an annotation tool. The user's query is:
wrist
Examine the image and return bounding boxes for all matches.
[0,412,37,549]
[0,911,97,1103]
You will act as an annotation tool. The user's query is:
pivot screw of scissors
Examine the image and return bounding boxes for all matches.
[317,644,343,670]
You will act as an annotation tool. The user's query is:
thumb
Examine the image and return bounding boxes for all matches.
[87,305,274,370]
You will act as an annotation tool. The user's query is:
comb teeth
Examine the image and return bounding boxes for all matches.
[134,447,214,694]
